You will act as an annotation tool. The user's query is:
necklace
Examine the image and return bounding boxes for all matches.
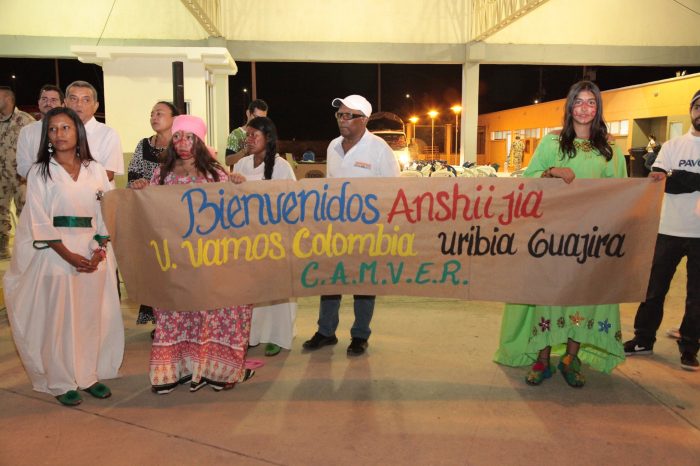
[152,134,168,151]
[178,161,199,181]
[573,139,594,152]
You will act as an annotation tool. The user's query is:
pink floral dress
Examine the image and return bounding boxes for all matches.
[148,167,253,390]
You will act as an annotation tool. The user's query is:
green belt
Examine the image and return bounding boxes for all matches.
[53,216,93,228]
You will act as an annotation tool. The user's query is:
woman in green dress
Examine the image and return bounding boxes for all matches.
[493,81,628,387]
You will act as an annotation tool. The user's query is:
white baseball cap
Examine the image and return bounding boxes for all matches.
[691,89,700,107]
[331,94,372,117]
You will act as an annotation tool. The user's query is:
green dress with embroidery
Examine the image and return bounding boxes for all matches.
[493,133,628,373]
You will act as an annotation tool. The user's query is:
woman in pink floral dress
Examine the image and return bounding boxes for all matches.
[131,115,253,393]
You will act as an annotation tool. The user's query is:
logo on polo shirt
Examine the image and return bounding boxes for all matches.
[678,160,700,168]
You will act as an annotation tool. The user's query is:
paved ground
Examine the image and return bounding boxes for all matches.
[0,257,698,465]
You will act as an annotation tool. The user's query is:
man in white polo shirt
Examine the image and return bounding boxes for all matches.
[16,84,65,179]
[302,94,400,356]
[64,80,124,184]
[624,89,700,371]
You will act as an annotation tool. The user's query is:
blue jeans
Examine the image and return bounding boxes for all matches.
[317,295,375,340]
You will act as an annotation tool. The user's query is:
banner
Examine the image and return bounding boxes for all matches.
[102,177,664,311]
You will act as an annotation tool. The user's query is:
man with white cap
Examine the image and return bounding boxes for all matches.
[302,94,400,356]
[624,89,700,371]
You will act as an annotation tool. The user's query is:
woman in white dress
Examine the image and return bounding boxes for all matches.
[232,116,297,356]
[2,107,124,406]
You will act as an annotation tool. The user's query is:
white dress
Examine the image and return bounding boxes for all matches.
[2,161,124,396]
[233,155,297,349]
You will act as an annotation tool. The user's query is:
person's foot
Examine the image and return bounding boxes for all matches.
[302,332,338,350]
[347,337,368,355]
[55,390,82,406]
[558,354,585,388]
[190,379,208,392]
[208,369,256,392]
[680,352,699,371]
[265,343,281,357]
[666,327,681,339]
[623,339,653,356]
[525,360,554,385]
[152,382,178,395]
[83,382,112,399]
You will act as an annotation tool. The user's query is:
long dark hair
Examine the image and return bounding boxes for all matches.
[36,107,94,181]
[247,116,278,180]
[559,80,612,161]
[158,134,225,184]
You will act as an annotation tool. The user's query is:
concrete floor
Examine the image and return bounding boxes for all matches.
[0,257,698,466]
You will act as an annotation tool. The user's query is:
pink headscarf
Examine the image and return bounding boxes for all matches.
[171,115,217,159]
[171,115,207,141]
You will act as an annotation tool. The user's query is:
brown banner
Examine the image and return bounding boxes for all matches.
[102,177,664,311]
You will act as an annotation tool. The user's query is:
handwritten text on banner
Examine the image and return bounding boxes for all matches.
[102,178,663,311]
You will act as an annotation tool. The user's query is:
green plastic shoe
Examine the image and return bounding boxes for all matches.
[265,343,281,357]
[83,382,112,399]
[56,390,83,406]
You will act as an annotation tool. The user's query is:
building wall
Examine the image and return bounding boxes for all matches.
[477,74,700,171]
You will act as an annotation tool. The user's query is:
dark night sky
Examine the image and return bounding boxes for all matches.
[2,57,698,141]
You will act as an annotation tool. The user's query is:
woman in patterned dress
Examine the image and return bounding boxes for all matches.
[493,81,628,388]
[131,115,254,393]
[128,101,179,329]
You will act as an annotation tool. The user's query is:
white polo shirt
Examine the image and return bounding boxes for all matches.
[16,120,43,178]
[652,130,700,238]
[326,129,400,178]
[84,117,124,177]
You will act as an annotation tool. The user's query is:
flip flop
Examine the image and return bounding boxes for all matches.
[56,390,82,406]
[83,382,112,399]
[245,358,265,370]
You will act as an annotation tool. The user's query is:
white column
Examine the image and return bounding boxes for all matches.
[460,61,480,165]
[71,46,236,170]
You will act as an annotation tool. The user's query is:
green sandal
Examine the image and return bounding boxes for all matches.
[83,382,112,399]
[525,360,555,385]
[56,390,83,406]
[265,343,281,357]
[558,354,586,388]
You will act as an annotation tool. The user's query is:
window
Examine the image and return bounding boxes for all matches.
[607,120,629,136]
